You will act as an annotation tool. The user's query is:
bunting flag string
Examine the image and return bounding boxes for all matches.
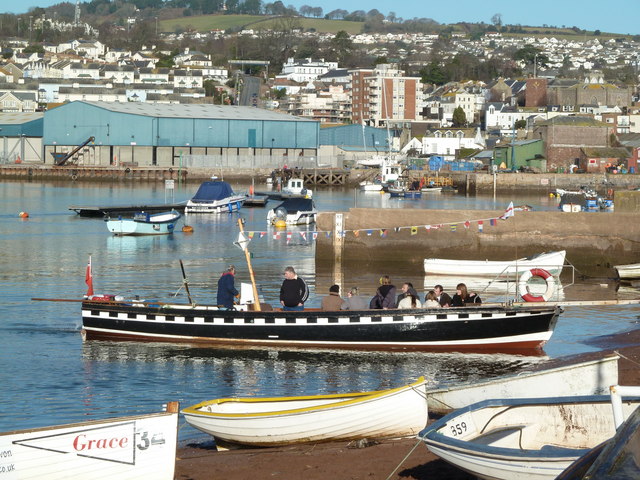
[242,203,514,244]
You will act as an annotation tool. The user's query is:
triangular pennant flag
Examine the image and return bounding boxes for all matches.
[500,201,515,220]
[464,221,470,229]
[478,220,484,233]
[326,231,332,238]
[394,227,401,233]
[273,232,280,239]
[234,231,251,251]
[259,232,266,238]
[299,232,307,240]
[450,224,457,232]
[312,232,318,240]
[490,219,496,226]
[286,232,292,244]
[248,231,255,239]
[353,230,360,237]
[366,230,373,236]
[380,229,387,238]
[340,231,346,238]
[410,226,418,235]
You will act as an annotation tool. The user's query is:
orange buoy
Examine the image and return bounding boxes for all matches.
[19,211,29,218]
[182,225,194,233]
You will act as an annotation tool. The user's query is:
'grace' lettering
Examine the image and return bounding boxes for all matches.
[73,434,129,451]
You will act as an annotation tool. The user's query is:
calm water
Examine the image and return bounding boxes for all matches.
[0,179,637,444]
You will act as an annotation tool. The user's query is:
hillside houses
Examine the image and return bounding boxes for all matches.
[0,28,638,172]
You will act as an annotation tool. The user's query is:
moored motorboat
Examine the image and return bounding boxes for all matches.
[424,250,566,278]
[266,197,317,225]
[181,377,428,448]
[185,178,245,213]
[280,178,312,198]
[105,210,181,236]
[420,392,640,480]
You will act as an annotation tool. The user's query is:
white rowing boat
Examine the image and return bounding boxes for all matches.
[0,404,178,479]
[421,391,640,480]
[424,250,566,277]
[614,262,640,281]
[182,377,428,447]
[426,354,618,415]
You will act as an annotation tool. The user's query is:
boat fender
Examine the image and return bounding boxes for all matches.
[519,268,555,302]
[125,168,131,174]
[71,174,77,181]
[169,167,173,173]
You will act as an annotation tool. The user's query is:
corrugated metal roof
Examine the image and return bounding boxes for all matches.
[79,101,314,122]
[0,112,44,124]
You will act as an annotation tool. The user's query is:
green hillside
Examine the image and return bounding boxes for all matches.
[159,14,364,35]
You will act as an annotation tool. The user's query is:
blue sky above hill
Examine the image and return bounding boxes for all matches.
[3,0,637,36]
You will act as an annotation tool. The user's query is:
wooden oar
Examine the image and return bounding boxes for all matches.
[179,259,195,305]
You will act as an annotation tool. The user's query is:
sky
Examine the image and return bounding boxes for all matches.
[3,0,638,36]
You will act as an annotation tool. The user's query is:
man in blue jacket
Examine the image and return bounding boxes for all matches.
[217,265,239,309]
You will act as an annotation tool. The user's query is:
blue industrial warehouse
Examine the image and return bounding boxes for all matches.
[42,101,320,168]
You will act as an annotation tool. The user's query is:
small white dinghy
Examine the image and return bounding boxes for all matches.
[426,354,619,415]
[424,250,566,277]
[106,210,181,236]
[614,262,640,281]
[420,391,640,480]
[182,377,428,448]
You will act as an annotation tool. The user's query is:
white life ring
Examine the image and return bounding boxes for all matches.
[519,268,556,302]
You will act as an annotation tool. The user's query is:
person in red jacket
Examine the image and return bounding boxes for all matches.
[217,265,239,309]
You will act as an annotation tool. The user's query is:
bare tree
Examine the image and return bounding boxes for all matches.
[491,13,502,26]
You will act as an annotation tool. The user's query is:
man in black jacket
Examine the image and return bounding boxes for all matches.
[280,266,309,311]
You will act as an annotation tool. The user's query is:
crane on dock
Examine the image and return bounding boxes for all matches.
[51,136,95,166]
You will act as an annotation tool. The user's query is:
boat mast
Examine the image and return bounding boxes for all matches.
[237,218,261,311]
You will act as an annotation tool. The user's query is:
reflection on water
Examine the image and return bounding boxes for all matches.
[79,340,545,443]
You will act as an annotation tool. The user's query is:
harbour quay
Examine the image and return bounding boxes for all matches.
[315,203,640,275]
[3,163,639,192]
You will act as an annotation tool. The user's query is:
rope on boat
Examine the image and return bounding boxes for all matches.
[614,350,640,368]
[384,438,423,480]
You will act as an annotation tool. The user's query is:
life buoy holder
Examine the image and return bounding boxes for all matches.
[519,268,556,302]
[71,174,78,181]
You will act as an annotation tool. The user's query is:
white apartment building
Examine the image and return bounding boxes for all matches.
[278,58,339,83]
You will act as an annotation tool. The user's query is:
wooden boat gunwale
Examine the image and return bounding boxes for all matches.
[182,377,426,419]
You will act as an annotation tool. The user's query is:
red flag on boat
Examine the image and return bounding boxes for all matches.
[85,256,94,297]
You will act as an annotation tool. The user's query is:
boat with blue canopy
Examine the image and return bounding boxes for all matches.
[185,179,246,213]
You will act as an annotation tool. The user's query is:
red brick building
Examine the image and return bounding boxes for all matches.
[531,116,613,171]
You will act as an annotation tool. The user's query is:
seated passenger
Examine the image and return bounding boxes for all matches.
[397,282,419,306]
[398,293,422,309]
[341,287,367,310]
[450,283,482,307]
[321,284,343,311]
[369,276,396,309]
[424,290,442,308]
